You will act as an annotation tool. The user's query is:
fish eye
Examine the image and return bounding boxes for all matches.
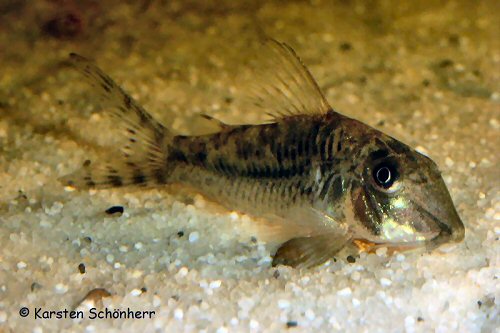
[372,162,398,189]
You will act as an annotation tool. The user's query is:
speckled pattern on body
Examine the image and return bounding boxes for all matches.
[61,40,465,269]
[0,1,498,332]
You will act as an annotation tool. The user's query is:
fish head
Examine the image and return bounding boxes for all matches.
[350,135,465,251]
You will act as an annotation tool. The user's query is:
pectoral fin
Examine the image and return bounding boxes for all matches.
[272,233,351,268]
[253,206,347,243]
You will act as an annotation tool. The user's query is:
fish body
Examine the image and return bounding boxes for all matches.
[62,40,465,267]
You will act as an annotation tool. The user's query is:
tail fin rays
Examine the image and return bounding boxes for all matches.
[60,53,171,189]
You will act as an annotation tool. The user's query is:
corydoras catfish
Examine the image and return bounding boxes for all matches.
[61,40,465,268]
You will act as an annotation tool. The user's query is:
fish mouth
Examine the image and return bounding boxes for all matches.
[353,226,462,254]
[353,200,465,254]
[410,198,465,249]
[351,183,465,254]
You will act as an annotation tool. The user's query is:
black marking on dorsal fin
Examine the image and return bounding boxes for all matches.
[244,39,334,122]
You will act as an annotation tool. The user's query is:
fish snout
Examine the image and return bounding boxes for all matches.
[418,174,466,247]
[446,212,465,243]
[430,205,465,247]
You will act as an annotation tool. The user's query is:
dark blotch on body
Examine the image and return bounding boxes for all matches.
[133,171,146,184]
[236,142,252,160]
[107,175,123,187]
[330,176,344,202]
[196,151,208,163]
[169,149,188,163]
[153,168,167,184]
[370,149,389,161]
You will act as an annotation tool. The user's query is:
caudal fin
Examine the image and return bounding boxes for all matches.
[60,54,172,189]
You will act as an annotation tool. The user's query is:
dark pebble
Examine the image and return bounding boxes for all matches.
[17,190,28,200]
[78,263,86,274]
[346,255,356,263]
[439,59,454,68]
[105,206,124,215]
[339,42,352,51]
[177,231,184,237]
[448,34,460,46]
[286,321,298,328]
[31,282,42,292]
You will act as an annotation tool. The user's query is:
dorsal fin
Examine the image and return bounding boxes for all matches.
[244,39,332,121]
